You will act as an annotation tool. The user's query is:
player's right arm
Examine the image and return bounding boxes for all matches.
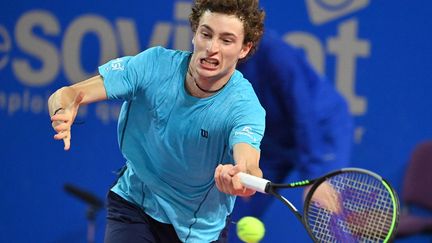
[48,75,107,150]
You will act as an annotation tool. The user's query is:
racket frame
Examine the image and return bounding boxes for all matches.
[239,167,400,243]
[302,168,399,243]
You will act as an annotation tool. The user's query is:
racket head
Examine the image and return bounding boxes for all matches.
[302,168,400,243]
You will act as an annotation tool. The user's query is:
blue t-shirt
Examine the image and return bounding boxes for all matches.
[98,46,265,242]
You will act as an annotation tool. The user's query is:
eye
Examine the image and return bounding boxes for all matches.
[222,39,233,44]
[201,31,211,38]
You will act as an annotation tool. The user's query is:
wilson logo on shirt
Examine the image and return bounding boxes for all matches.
[201,129,209,138]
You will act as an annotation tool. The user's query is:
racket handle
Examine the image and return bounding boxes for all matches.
[238,172,270,193]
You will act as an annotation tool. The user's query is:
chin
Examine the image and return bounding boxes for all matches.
[197,68,219,79]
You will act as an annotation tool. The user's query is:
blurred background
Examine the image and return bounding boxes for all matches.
[1,0,432,242]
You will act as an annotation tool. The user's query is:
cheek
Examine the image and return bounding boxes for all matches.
[222,48,242,64]
[193,35,208,51]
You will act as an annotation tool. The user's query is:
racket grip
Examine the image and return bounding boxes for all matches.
[238,172,270,193]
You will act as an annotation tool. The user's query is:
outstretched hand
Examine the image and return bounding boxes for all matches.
[50,90,84,150]
[214,164,262,197]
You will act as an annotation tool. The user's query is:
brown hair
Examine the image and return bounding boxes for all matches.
[189,0,265,59]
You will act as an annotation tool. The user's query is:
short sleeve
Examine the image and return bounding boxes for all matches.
[229,101,266,151]
[98,46,161,100]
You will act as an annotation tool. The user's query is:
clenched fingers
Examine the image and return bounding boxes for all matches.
[215,164,234,194]
[51,113,72,150]
[214,164,256,196]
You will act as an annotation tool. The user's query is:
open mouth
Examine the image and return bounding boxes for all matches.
[200,58,219,68]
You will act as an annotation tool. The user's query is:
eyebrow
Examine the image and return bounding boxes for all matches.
[200,24,238,39]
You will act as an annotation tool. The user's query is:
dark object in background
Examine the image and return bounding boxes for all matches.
[396,141,432,238]
[64,183,104,243]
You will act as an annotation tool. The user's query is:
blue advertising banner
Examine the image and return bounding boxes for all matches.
[1,0,432,242]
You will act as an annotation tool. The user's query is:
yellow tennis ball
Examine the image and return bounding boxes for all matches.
[236,216,265,243]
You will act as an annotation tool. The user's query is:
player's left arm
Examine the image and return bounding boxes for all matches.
[214,143,262,196]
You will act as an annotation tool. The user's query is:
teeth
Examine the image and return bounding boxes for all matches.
[201,58,218,66]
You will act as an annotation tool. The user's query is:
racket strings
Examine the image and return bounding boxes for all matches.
[337,174,394,238]
[306,172,396,242]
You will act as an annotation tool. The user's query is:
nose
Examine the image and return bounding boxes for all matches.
[206,39,219,53]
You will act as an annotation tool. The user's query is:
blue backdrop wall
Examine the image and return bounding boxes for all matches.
[1,0,432,242]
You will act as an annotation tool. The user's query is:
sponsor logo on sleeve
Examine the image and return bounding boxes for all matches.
[234,126,257,142]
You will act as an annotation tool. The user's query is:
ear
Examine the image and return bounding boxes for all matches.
[192,37,195,45]
[239,42,253,59]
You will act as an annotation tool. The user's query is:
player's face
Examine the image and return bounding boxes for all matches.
[191,11,251,83]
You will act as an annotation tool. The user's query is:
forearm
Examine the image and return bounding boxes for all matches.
[48,75,107,116]
[233,143,262,178]
[70,75,107,104]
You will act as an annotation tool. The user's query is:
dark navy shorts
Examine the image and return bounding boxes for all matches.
[104,191,230,243]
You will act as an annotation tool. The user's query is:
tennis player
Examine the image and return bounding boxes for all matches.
[48,0,265,242]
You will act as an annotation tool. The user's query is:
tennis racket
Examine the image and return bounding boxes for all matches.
[239,168,400,242]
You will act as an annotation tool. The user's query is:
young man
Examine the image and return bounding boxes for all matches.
[48,0,265,242]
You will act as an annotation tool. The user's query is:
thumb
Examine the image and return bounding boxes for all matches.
[228,164,244,176]
[230,167,244,191]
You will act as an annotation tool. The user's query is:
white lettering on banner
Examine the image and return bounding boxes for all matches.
[302,0,370,143]
[149,22,171,47]
[12,10,60,86]
[149,1,192,50]
[1,10,135,125]
[305,0,370,25]
[5,10,139,87]
[284,32,326,74]
[328,19,369,115]
[0,25,12,70]
[0,89,51,115]
[116,19,141,56]
[284,19,370,116]
[63,15,118,83]
[0,88,122,124]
